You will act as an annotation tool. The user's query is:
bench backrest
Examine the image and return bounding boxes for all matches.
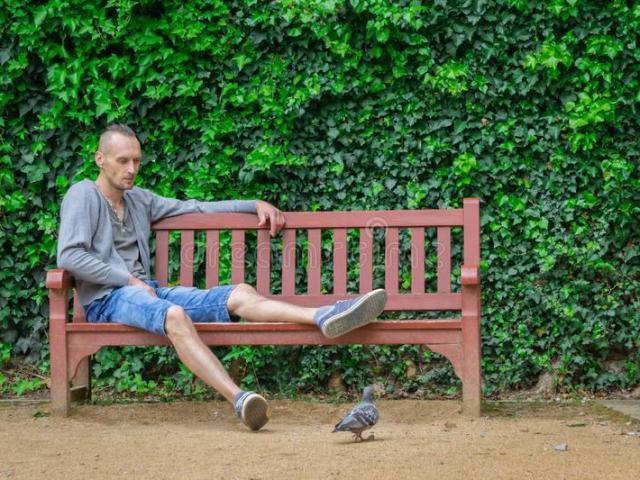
[72,199,479,320]
[148,198,480,313]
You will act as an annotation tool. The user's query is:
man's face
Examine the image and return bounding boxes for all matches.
[95,133,141,191]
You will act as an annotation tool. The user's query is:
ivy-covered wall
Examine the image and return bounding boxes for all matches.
[1,0,638,396]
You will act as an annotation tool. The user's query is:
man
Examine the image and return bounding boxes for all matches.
[57,124,387,431]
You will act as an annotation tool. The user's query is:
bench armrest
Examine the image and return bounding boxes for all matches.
[461,265,480,286]
[46,269,75,290]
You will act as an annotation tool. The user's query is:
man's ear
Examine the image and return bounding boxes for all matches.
[95,150,103,169]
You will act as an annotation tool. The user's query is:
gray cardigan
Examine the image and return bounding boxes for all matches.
[57,179,256,306]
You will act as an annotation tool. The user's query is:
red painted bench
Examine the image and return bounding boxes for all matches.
[47,198,481,416]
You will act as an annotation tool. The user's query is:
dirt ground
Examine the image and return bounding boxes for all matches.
[1,399,639,480]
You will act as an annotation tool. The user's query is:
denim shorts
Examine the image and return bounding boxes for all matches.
[84,280,238,336]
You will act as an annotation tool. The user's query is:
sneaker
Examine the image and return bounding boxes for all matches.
[234,391,269,431]
[314,289,387,338]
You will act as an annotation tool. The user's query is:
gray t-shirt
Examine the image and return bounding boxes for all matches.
[107,198,147,280]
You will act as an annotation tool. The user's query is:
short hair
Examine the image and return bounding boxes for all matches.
[98,124,139,152]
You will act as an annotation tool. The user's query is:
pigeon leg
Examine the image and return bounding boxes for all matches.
[353,431,363,442]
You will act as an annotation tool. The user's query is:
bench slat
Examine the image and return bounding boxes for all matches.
[359,228,373,293]
[437,227,451,293]
[464,200,480,264]
[66,320,463,346]
[67,319,462,333]
[180,230,195,287]
[206,230,219,288]
[411,227,425,294]
[266,292,461,310]
[385,227,399,293]
[307,229,321,294]
[231,230,245,284]
[155,230,169,287]
[153,209,464,230]
[73,290,85,321]
[256,229,270,294]
[333,228,347,295]
[282,229,296,295]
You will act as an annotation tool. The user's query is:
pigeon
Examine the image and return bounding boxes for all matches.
[332,386,379,442]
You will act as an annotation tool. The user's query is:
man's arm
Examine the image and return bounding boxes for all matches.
[146,190,285,236]
[147,191,257,223]
[56,184,130,286]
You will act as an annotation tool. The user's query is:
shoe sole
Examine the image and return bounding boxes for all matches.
[241,393,270,431]
[322,289,388,338]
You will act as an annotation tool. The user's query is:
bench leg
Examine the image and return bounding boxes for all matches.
[462,314,481,417]
[49,286,72,416]
[49,323,70,417]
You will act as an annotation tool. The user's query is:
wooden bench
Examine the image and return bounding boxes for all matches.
[47,198,481,416]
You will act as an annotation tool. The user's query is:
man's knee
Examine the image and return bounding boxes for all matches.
[164,306,192,338]
[227,283,260,313]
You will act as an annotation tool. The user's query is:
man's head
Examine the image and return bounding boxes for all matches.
[95,124,141,191]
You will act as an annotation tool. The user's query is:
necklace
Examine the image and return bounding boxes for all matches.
[95,181,126,231]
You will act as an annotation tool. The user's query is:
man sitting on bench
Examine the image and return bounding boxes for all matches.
[56,124,387,431]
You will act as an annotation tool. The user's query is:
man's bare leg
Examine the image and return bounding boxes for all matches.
[226,283,317,324]
[163,286,316,398]
[164,305,269,431]
[164,284,386,396]
[164,305,240,403]
[226,283,387,338]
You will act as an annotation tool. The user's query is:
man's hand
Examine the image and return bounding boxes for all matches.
[255,200,286,236]
[128,275,156,296]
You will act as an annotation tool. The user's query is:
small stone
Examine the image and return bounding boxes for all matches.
[443,421,457,430]
[533,370,557,396]
[404,359,418,379]
[554,443,569,452]
[328,371,345,392]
